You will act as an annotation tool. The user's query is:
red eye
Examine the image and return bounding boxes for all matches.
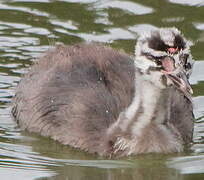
[167,47,178,54]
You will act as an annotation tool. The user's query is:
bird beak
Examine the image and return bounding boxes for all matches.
[161,56,193,101]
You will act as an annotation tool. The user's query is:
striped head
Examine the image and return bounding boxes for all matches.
[135,27,194,100]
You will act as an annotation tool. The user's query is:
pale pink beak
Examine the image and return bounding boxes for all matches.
[161,56,193,101]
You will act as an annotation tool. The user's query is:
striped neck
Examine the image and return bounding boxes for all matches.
[105,70,182,156]
[121,70,170,135]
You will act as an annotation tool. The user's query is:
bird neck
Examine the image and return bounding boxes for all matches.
[108,69,172,138]
[104,70,182,156]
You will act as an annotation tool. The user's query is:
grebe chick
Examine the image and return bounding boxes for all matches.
[12,28,194,157]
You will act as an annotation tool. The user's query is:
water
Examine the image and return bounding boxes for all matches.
[0,0,204,179]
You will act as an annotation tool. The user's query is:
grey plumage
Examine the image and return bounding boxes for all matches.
[12,28,194,157]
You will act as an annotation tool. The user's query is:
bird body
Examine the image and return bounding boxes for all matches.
[12,28,194,157]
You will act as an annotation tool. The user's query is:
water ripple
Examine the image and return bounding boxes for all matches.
[96,1,154,15]
[0,36,39,48]
[0,3,49,17]
[50,20,78,31]
[168,0,204,7]
[24,28,51,35]
[168,155,204,174]
[190,61,204,85]
[0,21,31,29]
[0,0,203,179]
[78,28,135,42]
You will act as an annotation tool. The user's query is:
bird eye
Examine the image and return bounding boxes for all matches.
[155,59,162,66]
[153,56,167,66]
[167,47,178,54]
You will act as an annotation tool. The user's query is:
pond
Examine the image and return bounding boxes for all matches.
[0,0,204,180]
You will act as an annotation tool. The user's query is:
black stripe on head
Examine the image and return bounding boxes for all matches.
[148,33,169,52]
[174,34,186,49]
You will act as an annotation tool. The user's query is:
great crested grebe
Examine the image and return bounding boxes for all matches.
[12,28,194,157]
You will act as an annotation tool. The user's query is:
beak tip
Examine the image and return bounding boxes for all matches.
[164,71,193,98]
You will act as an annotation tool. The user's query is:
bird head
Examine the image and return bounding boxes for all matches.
[135,27,194,100]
